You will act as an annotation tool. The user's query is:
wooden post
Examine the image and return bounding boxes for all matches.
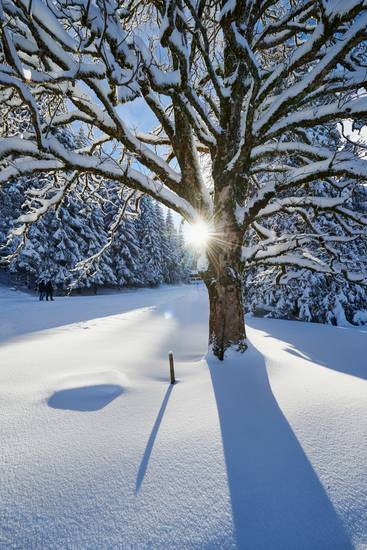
[169,351,175,384]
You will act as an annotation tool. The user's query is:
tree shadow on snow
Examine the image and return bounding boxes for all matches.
[48,384,123,411]
[0,285,186,346]
[208,345,352,549]
[248,317,367,381]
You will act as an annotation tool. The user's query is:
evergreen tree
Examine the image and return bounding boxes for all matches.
[164,210,180,284]
[136,197,164,286]
[176,224,191,283]
[112,216,142,287]
[154,202,170,283]
[75,198,117,289]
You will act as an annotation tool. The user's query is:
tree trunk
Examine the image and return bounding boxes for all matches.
[203,217,247,360]
[204,265,247,360]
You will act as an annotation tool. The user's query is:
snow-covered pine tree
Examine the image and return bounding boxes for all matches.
[154,202,171,284]
[136,196,164,287]
[111,213,143,288]
[176,224,191,283]
[0,118,116,290]
[5,181,96,291]
[164,209,181,284]
[74,196,117,290]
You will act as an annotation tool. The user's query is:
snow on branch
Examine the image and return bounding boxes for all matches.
[0,0,367,287]
[245,253,366,284]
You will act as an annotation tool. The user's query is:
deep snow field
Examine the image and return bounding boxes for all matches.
[0,283,366,550]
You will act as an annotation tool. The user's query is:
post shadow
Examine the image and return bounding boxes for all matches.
[207,345,352,549]
[135,384,174,494]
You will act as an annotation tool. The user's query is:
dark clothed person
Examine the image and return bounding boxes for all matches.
[38,281,45,301]
[45,281,54,301]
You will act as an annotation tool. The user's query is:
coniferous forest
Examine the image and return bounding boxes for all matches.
[0,122,191,292]
[0,184,191,292]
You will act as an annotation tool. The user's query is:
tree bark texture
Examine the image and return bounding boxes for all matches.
[203,184,247,360]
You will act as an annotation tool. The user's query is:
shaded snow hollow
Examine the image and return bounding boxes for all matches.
[0,284,366,549]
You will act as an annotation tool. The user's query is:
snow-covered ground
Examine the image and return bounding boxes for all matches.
[0,284,366,549]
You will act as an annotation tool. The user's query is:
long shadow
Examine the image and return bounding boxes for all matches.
[135,384,174,494]
[0,285,188,346]
[208,345,352,549]
[248,316,367,381]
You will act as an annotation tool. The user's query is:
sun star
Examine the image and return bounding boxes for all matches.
[184,220,212,249]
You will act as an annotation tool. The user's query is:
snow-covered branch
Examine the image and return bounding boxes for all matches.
[1,0,367,290]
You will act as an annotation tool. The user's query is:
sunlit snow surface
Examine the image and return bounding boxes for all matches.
[0,284,366,549]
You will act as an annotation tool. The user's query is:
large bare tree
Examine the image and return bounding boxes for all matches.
[1,0,367,358]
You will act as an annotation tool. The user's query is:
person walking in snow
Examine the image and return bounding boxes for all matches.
[38,281,46,301]
[45,280,54,301]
